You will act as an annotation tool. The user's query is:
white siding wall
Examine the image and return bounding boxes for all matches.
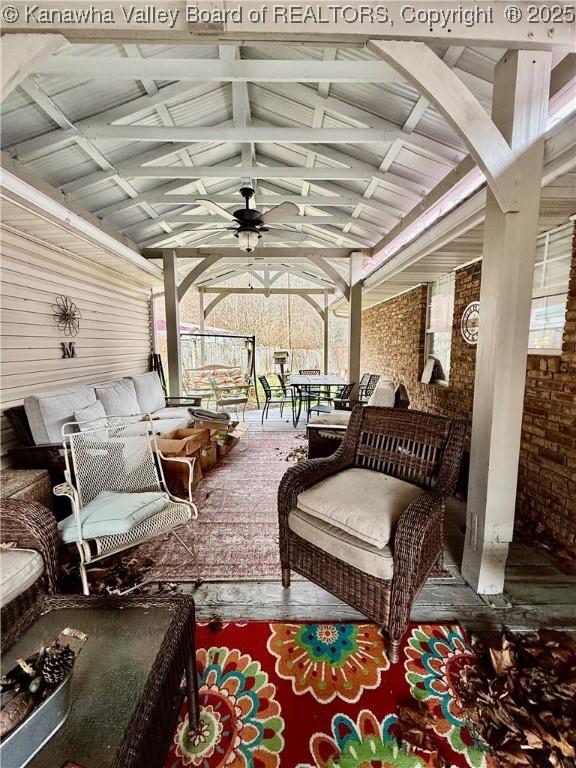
[1,228,152,462]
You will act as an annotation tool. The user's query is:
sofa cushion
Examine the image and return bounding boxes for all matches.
[120,417,190,437]
[367,379,396,407]
[95,380,141,418]
[151,406,191,423]
[74,400,108,430]
[25,385,97,444]
[289,508,394,580]
[0,549,45,609]
[296,468,423,549]
[132,372,166,414]
[58,490,169,544]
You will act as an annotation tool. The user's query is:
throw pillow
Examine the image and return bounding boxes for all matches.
[368,379,397,407]
[95,380,141,418]
[74,400,109,432]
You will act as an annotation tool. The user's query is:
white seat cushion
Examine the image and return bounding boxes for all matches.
[289,508,394,580]
[0,549,45,609]
[308,411,351,427]
[296,468,423,549]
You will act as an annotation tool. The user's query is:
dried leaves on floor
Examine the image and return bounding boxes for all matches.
[460,629,576,768]
[396,629,575,768]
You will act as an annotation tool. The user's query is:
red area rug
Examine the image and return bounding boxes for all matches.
[165,621,495,768]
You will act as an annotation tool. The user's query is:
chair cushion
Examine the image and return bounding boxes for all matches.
[132,372,166,414]
[58,490,169,544]
[289,509,394,580]
[308,411,351,427]
[367,379,396,407]
[95,380,141,418]
[296,468,423,549]
[24,385,97,444]
[0,549,45,609]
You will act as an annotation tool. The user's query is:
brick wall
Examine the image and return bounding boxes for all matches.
[517,226,576,545]
[360,224,576,547]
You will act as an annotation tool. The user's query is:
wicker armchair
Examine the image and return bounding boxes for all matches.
[278,406,465,663]
[0,498,59,650]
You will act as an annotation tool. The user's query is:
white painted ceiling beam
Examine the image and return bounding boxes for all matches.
[122,213,384,239]
[116,164,380,181]
[144,247,353,259]
[32,58,407,82]
[80,124,423,145]
[104,193,377,213]
[4,4,574,48]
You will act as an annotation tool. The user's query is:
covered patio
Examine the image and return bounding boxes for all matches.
[1,7,575,766]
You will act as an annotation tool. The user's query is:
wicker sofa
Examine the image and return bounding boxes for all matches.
[278,406,465,663]
[0,498,59,650]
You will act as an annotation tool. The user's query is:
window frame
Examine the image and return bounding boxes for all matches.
[424,272,455,386]
[527,222,572,356]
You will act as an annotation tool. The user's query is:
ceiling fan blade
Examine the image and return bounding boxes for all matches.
[260,201,300,224]
[196,200,237,221]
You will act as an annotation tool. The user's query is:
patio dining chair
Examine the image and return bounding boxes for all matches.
[278,406,465,663]
[360,373,381,402]
[308,382,355,418]
[54,417,197,595]
[258,375,293,424]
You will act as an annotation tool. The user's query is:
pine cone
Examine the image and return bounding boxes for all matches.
[40,645,75,686]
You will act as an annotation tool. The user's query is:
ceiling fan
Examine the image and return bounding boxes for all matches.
[196,187,305,252]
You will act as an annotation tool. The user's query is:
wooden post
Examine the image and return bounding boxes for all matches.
[198,289,206,366]
[163,250,182,397]
[323,290,329,374]
[348,251,363,398]
[462,51,552,594]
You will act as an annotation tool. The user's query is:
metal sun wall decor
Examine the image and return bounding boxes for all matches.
[51,295,82,337]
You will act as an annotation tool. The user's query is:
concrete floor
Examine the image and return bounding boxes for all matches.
[185,406,576,633]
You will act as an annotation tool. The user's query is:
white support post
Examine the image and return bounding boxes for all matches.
[323,290,329,375]
[199,289,206,366]
[348,251,363,398]
[462,51,552,594]
[1,33,66,102]
[163,250,182,398]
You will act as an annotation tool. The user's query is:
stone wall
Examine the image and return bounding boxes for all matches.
[360,224,576,547]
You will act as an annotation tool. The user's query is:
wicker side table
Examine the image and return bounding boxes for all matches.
[0,468,53,511]
[1,594,200,768]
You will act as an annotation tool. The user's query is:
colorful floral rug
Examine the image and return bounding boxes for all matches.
[164,621,495,768]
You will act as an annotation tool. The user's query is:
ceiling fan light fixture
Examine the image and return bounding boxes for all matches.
[237,228,260,253]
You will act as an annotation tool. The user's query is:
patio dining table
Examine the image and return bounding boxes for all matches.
[289,374,347,426]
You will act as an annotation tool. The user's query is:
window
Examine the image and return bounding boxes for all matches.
[424,273,455,384]
[529,223,572,354]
